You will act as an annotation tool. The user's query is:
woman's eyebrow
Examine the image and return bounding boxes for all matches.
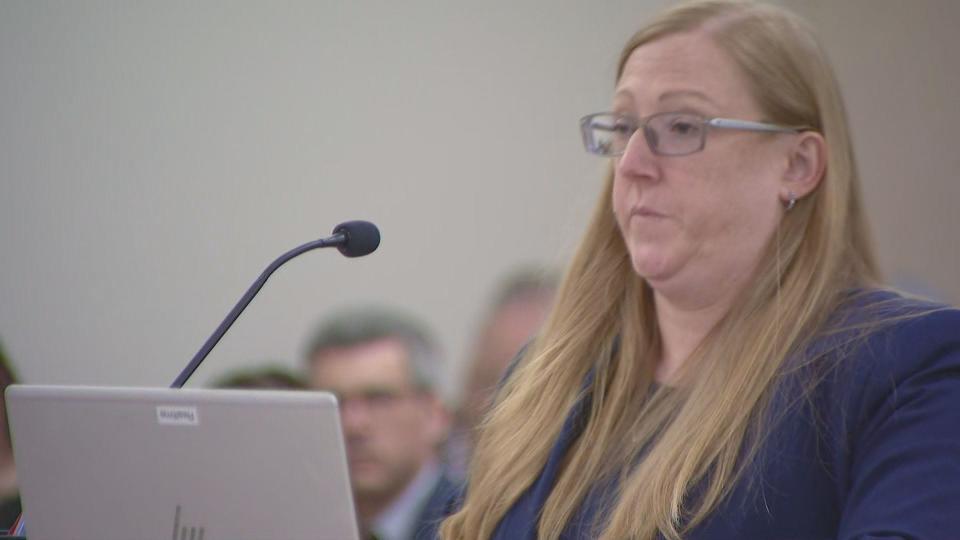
[658,89,717,107]
[612,88,634,108]
[612,87,717,113]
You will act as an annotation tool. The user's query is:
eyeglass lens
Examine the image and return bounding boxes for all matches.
[584,112,706,156]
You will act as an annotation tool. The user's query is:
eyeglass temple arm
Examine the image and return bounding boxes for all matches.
[707,117,807,133]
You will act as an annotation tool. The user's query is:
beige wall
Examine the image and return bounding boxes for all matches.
[0,1,666,396]
[0,1,955,399]
[787,0,960,302]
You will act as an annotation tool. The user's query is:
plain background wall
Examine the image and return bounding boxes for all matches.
[786,0,959,302]
[1,0,956,403]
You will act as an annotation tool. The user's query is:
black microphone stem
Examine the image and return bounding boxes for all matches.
[170,233,345,388]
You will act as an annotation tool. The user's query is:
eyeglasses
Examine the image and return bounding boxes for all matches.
[335,387,423,416]
[580,111,807,157]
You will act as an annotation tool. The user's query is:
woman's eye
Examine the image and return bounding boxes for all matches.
[669,121,698,135]
[613,120,635,135]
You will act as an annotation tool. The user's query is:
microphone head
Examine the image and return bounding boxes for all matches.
[332,220,380,258]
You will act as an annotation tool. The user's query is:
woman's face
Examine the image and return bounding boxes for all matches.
[612,31,791,307]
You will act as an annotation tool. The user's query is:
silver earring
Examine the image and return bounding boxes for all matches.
[784,191,797,211]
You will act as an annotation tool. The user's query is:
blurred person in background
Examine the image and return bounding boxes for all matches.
[446,269,557,480]
[211,364,308,390]
[0,339,21,530]
[305,307,456,540]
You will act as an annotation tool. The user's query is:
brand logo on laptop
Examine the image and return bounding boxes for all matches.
[173,504,205,540]
[157,405,199,426]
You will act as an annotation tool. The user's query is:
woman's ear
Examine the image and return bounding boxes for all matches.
[781,131,827,202]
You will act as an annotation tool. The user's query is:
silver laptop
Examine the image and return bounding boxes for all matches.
[5,385,360,540]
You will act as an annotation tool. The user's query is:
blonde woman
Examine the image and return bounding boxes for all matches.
[441,1,960,539]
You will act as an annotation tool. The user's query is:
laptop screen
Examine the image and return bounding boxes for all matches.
[6,385,359,540]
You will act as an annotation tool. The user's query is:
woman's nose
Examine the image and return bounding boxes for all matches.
[615,126,659,180]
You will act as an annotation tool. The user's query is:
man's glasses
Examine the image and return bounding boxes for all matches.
[580,111,807,157]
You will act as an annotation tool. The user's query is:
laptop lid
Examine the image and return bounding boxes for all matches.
[5,384,359,540]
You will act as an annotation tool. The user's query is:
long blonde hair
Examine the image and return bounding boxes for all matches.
[441,1,879,538]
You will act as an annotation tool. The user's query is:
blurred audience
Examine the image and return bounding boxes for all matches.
[304,307,455,540]
[446,268,558,479]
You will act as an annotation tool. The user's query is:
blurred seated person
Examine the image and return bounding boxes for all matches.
[441,1,960,539]
[0,339,20,530]
[305,307,455,540]
[211,364,308,390]
[447,268,557,479]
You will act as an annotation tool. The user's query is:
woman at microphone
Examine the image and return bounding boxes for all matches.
[441,1,960,539]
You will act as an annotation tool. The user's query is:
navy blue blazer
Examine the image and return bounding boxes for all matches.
[481,291,960,539]
[413,472,460,540]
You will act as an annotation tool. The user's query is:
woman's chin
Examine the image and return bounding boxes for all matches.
[630,252,677,284]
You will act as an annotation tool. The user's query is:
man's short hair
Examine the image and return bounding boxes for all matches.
[304,307,441,393]
[212,364,308,390]
[487,267,559,314]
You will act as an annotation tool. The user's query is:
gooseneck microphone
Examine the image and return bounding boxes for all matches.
[169,220,380,388]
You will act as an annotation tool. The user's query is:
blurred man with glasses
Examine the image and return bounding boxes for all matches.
[304,307,455,540]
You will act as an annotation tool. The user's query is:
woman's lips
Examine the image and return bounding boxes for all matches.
[631,207,666,219]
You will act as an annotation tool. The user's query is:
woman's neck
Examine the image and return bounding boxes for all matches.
[652,288,737,383]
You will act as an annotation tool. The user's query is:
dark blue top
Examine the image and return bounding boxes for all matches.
[485,292,960,539]
[413,472,461,540]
